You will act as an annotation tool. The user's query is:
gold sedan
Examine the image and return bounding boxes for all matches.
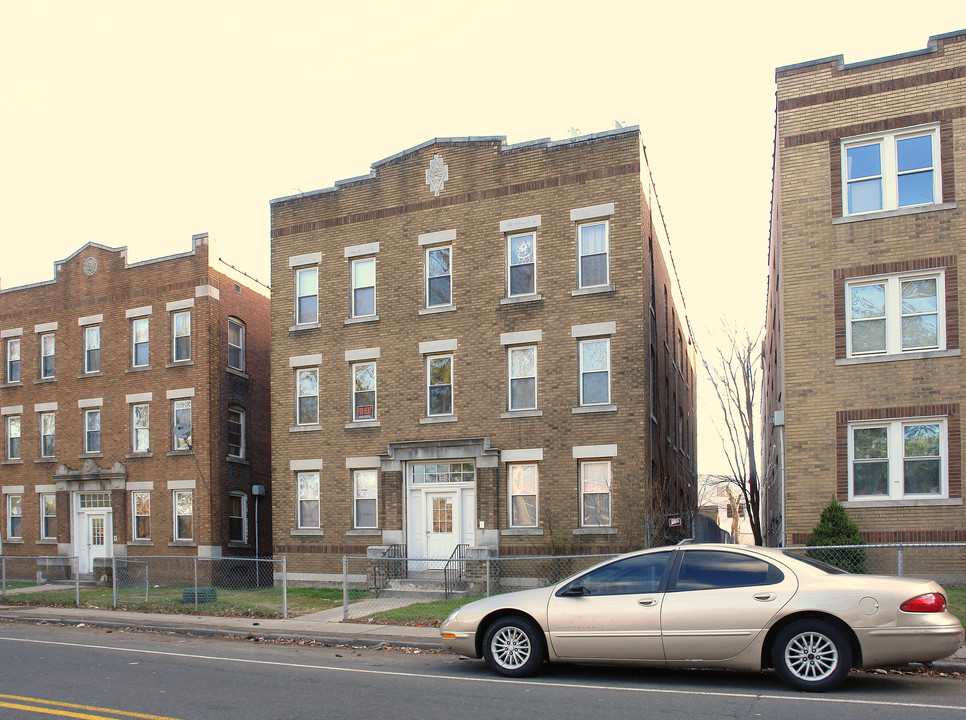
[440,544,964,691]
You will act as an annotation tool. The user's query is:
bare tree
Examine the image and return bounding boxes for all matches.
[702,323,764,545]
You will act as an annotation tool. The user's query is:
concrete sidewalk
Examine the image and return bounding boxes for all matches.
[1,602,963,673]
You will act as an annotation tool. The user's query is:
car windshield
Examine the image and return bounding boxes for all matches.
[782,551,850,574]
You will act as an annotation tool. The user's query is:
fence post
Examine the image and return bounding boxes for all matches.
[112,557,118,609]
[194,557,199,611]
[342,556,349,621]
[2,556,5,600]
[486,558,491,598]
[75,557,80,607]
[897,544,904,577]
[282,557,288,619]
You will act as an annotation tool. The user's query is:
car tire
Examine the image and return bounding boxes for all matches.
[482,616,545,678]
[772,619,852,692]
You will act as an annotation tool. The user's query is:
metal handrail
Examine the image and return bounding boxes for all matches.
[443,543,469,598]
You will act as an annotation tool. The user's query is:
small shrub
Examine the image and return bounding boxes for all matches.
[806,498,866,573]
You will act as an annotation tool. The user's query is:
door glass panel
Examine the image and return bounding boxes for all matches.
[432,497,453,533]
[90,517,105,546]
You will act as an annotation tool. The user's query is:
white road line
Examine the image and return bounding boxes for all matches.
[2,636,964,712]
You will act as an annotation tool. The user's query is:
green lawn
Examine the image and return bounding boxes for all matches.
[1,585,344,619]
[367,595,484,627]
[946,586,966,625]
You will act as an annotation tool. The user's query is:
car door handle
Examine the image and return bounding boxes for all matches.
[754,593,777,602]
[638,598,657,607]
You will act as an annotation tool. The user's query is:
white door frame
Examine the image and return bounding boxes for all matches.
[72,493,114,574]
[405,463,475,562]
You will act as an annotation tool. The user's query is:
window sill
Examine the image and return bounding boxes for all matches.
[573,404,617,414]
[128,540,154,546]
[420,415,458,424]
[125,452,154,459]
[501,409,543,419]
[36,539,57,545]
[165,360,194,369]
[832,201,957,225]
[842,498,962,509]
[572,284,615,297]
[1,381,22,389]
[35,458,57,464]
[501,528,544,536]
[78,371,103,379]
[419,305,456,316]
[345,315,380,326]
[500,294,542,306]
[573,527,617,535]
[3,538,24,544]
[226,367,249,379]
[836,348,961,366]
[78,452,104,459]
[291,529,324,536]
[126,366,152,374]
[346,529,381,536]
[290,424,323,433]
[1,459,23,465]
[166,450,195,457]
[168,541,197,547]
[345,420,381,429]
[226,456,249,465]
[35,377,57,385]
[289,322,322,333]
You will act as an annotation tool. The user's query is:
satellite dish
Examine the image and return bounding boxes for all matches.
[173,423,192,440]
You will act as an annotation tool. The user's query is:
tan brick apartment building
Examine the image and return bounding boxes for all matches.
[763,30,966,546]
[0,235,271,571]
[270,128,696,579]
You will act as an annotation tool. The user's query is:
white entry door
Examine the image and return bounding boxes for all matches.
[425,491,458,562]
[78,512,113,574]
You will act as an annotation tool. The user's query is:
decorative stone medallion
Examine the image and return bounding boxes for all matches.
[425,153,449,197]
[83,256,98,276]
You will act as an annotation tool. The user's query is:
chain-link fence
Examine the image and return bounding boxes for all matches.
[1,555,80,605]
[112,556,287,616]
[341,553,617,623]
[784,543,965,622]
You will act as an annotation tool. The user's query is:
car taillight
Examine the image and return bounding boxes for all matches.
[900,593,947,612]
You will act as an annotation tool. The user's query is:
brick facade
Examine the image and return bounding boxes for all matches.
[270,129,697,579]
[0,235,271,569]
[763,30,966,546]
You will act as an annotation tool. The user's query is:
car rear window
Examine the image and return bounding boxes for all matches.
[782,552,849,574]
[673,550,784,591]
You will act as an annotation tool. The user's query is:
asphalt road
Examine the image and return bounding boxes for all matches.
[0,622,963,720]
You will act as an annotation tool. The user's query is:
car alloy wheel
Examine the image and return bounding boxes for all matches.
[483,616,544,677]
[772,620,852,692]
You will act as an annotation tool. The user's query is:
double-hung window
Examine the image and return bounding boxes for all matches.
[132,318,149,367]
[425,246,452,308]
[297,471,320,529]
[577,221,609,288]
[173,400,191,450]
[579,338,611,406]
[40,333,55,379]
[227,407,245,458]
[352,362,376,421]
[508,346,537,411]
[6,338,20,383]
[85,326,100,373]
[85,409,101,453]
[40,412,55,457]
[847,272,944,357]
[133,491,150,540]
[580,460,612,527]
[426,354,453,416]
[132,404,149,453]
[508,464,538,528]
[850,419,947,500]
[7,494,22,539]
[172,311,191,362]
[6,415,20,460]
[41,493,56,539]
[351,258,376,317]
[843,126,940,215]
[228,319,245,371]
[174,490,193,540]
[229,493,247,542]
[507,232,536,297]
[296,368,319,425]
[353,469,378,529]
[295,267,319,325]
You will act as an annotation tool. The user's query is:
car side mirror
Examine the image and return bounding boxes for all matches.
[559,584,589,597]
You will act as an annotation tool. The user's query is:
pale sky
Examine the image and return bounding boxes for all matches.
[2,1,963,476]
